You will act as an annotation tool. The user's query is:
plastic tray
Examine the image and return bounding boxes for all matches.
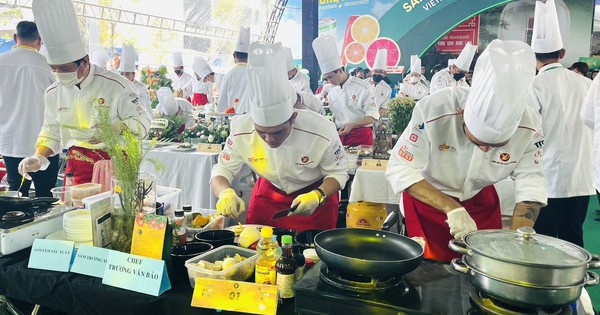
[184,245,257,288]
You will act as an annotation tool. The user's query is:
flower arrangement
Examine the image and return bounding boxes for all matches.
[184,119,230,144]
[140,66,173,109]
[388,96,417,135]
[147,114,189,142]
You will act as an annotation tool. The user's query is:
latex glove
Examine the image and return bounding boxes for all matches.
[446,207,477,239]
[216,188,245,218]
[17,155,50,180]
[410,236,426,249]
[289,190,321,216]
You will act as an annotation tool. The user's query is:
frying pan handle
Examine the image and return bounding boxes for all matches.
[448,239,472,256]
[381,211,399,232]
[587,254,600,269]
[450,258,472,275]
[584,271,599,287]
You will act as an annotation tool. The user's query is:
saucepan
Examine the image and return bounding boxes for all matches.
[0,192,57,212]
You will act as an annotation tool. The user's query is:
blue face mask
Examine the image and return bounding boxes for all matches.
[453,73,465,81]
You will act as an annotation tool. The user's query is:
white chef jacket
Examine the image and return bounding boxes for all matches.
[581,75,600,191]
[37,65,151,153]
[327,75,380,129]
[399,81,429,101]
[429,68,469,94]
[373,81,392,109]
[172,72,194,99]
[289,71,312,94]
[385,87,546,205]
[296,91,325,115]
[530,64,594,198]
[133,79,152,115]
[211,110,349,194]
[0,45,55,157]
[188,80,214,103]
[217,63,251,114]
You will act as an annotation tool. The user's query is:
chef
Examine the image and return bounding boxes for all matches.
[210,42,348,232]
[119,44,152,117]
[284,47,312,94]
[399,55,429,101]
[18,0,150,185]
[386,39,547,262]
[216,26,252,114]
[429,42,476,94]
[188,56,215,106]
[154,87,195,128]
[171,51,194,100]
[294,90,325,115]
[370,49,392,110]
[529,0,593,247]
[313,35,380,146]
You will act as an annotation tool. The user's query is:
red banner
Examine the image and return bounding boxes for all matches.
[435,16,480,53]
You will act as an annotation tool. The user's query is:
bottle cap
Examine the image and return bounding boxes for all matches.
[182,205,192,212]
[282,235,293,245]
[174,209,184,217]
[260,227,273,238]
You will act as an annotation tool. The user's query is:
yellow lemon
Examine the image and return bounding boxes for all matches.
[351,15,380,44]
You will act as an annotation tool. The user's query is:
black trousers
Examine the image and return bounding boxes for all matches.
[3,155,60,197]
[533,196,590,247]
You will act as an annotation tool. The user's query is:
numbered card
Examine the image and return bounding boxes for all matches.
[191,278,278,315]
[196,143,222,153]
[360,158,388,171]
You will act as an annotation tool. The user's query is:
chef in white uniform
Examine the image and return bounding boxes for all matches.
[171,51,194,100]
[582,75,600,215]
[18,0,150,185]
[386,39,546,262]
[284,47,312,94]
[399,55,429,101]
[217,27,252,114]
[295,90,325,115]
[154,87,195,128]
[188,56,215,106]
[119,44,152,117]
[529,0,593,247]
[429,42,476,94]
[211,42,348,232]
[370,49,392,110]
[313,35,380,147]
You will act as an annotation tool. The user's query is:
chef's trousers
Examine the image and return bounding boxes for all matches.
[3,155,60,197]
[533,196,590,247]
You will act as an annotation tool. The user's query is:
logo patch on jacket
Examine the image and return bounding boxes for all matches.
[351,94,356,100]
[295,155,314,166]
[499,153,510,162]
[409,133,418,142]
[413,122,425,132]
[397,145,414,162]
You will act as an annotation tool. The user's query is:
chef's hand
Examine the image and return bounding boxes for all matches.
[289,190,321,216]
[17,155,50,180]
[216,188,245,218]
[446,207,477,239]
[338,123,355,136]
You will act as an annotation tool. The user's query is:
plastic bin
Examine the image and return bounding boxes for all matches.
[184,245,257,288]
[71,183,102,207]
[157,186,181,216]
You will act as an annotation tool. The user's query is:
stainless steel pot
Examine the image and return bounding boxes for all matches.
[451,258,599,307]
[448,227,600,287]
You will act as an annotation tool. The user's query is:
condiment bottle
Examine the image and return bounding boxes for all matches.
[182,205,193,242]
[255,227,277,285]
[172,209,186,247]
[293,245,305,280]
[276,235,297,299]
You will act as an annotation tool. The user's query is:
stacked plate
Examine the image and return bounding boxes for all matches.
[45,209,93,248]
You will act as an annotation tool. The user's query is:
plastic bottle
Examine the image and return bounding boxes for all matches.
[272,235,282,260]
[255,227,277,285]
[276,235,297,299]
[182,205,194,242]
[64,172,74,205]
[172,209,186,247]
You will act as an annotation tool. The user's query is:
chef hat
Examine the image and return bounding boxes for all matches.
[373,49,387,70]
[455,42,476,71]
[448,59,456,67]
[531,0,563,53]
[32,0,87,65]
[192,56,213,80]
[248,42,295,127]
[410,55,421,74]
[312,35,342,74]
[157,87,178,116]
[283,47,295,71]
[118,44,136,73]
[464,39,536,144]
[172,52,184,67]
[90,47,108,68]
[235,26,250,53]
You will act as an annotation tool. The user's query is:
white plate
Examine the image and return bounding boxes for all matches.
[170,146,196,152]
[46,230,93,248]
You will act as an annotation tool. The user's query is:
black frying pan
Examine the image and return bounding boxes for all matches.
[314,228,423,279]
[0,195,57,213]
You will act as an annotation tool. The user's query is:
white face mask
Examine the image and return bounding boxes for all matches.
[53,65,82,88]
[409,76,419,84]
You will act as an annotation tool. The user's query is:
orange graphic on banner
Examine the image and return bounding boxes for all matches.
[340,15,359,66]
[344,42,366,64]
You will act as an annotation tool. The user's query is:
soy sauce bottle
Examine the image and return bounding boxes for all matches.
[276,235,297,299]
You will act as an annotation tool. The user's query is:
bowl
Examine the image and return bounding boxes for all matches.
[272,228,296,245]
[295,229,323,249]
[194,230,235,248]
[171,242,213,280]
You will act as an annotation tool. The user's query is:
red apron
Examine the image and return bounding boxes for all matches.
[65,146,110,185]
[402,185,502,262]
[192,93,208,106]
[339,127,373,147]
[247,177,339,232]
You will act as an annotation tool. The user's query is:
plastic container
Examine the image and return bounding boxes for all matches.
[156,186,182,216]
[70,183,102,207]
[184,245,257,288]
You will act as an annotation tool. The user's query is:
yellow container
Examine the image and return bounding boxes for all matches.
[346,202,387,229]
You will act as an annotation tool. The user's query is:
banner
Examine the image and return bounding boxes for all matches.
[435,16,480,53]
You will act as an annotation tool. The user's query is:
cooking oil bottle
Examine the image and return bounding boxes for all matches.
[255,227,277,285]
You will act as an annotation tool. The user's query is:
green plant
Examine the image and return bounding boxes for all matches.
[140,66,173,108]
[388,96,417,135]
[184,119,230,144]
[148,114,189,142]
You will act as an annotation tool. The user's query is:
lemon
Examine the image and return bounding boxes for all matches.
[351,15,380,44]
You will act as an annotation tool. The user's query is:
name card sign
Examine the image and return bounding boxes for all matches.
[70,245,110,278]
[28,239,75,272]
[196,143,222,153]
[191,278,278,315]
[130,213,168,260]
[102,251,171,296]
[360,159,388,171]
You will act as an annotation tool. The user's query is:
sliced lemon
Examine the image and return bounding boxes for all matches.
[351,15,380,44]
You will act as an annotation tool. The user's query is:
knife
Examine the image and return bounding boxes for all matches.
[271,205,298,220]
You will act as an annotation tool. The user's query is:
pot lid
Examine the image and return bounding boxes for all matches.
[464,227,589,266]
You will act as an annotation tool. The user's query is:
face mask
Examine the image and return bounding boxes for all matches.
[174,69,183,75]
[372,74,383,83]
[409,76,419,84]
[453,73,465,81]
[53,65,81,88]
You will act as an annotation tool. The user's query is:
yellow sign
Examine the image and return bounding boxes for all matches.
[360,158,388,171]
[191,278,278,315]
[196,143,222,153]
[130,213,167,260]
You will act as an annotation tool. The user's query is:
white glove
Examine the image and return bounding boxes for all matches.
[17,155,50,180]
[410,236,426,249]
[289,190,321,216]
[216,188,245,218]
[446,207,477,239]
